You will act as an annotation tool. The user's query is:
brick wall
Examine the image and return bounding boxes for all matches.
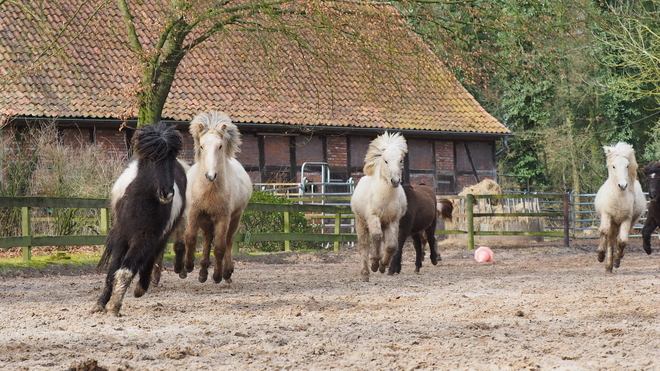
[326,136,347,168]
[434,141,453,171]
[236,133,259,167]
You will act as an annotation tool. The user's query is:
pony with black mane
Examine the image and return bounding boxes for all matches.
[388,184,453,275]
[92,122,187,316]
[642,161,660,255]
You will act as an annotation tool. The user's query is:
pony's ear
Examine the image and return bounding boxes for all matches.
[363,162,375,176]
[197,123,207,135]
[220,124,227,132]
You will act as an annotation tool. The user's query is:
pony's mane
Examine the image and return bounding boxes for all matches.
[189,110,242,159]
[643,161,660,175]
[133,122,183,161]
[604,142,638,181]
[363,132,408,175]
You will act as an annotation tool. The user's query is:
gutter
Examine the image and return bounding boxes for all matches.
[8,116,513,140]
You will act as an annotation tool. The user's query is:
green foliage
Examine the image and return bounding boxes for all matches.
[0,122,125,238]
[400,0,660,193]
[239,191,322,252]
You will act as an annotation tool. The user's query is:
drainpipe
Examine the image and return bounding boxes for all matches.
[496,136,510,156]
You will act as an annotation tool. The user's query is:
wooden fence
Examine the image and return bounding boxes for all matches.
[0,194,571,261]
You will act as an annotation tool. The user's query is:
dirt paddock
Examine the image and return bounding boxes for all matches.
[1,240,660,370]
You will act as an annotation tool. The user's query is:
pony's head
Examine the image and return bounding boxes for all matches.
[604,142,638,192]
[363,131,408,188]
[643,161,660,200]
[133,122,183,203]
[189,110,242,182]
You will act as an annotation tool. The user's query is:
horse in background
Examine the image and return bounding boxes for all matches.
[594,142,645,273]
[177,111,252,284]
[92,122,187,316]
[350,131,408,282]
[641,161,660,255]
[388,184,453,275]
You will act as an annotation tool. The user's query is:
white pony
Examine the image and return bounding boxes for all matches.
[178,111,253,284]
[594,142,645,273]
[350,132,408,281]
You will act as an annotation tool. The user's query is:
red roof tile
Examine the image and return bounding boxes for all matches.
[0,0,510,135]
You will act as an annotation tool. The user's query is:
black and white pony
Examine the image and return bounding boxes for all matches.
[92,122,187,316]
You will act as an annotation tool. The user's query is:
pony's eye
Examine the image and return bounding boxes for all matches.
[200,146,204,150]
[384,160,388,164]
[612,166,616,169]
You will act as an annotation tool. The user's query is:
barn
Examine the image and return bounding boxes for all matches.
[0,0,511,194]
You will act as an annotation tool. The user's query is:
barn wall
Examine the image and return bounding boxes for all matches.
[3,123,500,195]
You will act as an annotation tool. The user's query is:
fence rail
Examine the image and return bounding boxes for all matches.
[1,193,651,261]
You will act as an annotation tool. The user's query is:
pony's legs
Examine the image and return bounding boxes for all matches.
[91,251,124,314]
[597,215,612,263]
[366,216,383,273]
[425,220,439,265]
[105,268,136,317]
[356,218,371,282]
[642,216,658,255]
[411,233,424,273]
[198,223,214,283]
[604,224,618,273]
[379,222,399,273]
[183,210,202,276]
[172,216,187,276]
[614,219,632,269]
[150,247,165,288]
[135,243,165,298]
[217,213,241,284]
[387,233,409,276]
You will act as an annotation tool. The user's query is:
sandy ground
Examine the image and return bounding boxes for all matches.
[1,240,660,371]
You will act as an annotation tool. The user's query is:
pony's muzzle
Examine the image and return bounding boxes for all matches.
[158,189,174,204]
[618,183,628,191]
[205,172,217,182]
[390,178,401,188]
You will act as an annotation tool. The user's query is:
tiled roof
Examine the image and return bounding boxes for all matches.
[0,1,510,135]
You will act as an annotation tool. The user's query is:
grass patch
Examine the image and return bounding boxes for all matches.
[0,253,101,274]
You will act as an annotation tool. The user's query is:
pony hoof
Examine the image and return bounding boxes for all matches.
[644,246,652,255]
[431,257,438,265]
[90,303,106,314]
[134,285,147,298]
[415,267,421,273]
[179,271,187,279]
[370,261,379,272]
[597,251,605,263]
[199,271,208,283]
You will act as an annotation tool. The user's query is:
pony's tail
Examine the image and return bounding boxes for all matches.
[97,247,112,270]
[437,199,454,222]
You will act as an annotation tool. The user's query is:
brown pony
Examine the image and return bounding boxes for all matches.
[388,184,453,275]
[642,161,660,255]
[176,111,253,284]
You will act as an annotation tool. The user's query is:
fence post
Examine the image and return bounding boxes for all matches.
[563,192,570,247]
[100,208,109,236]
[467,194,474,250]
[334,213,341,251]
[21,206,31,261]
[284,211,291,251]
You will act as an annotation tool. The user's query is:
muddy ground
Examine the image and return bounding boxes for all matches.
[1,239,659,370]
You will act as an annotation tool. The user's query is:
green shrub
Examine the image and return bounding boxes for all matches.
[239,191,322,252]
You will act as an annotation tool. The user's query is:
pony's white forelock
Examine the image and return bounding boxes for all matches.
[604,142,638,180]
[363,132,408,175]
[189,110,242,160]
